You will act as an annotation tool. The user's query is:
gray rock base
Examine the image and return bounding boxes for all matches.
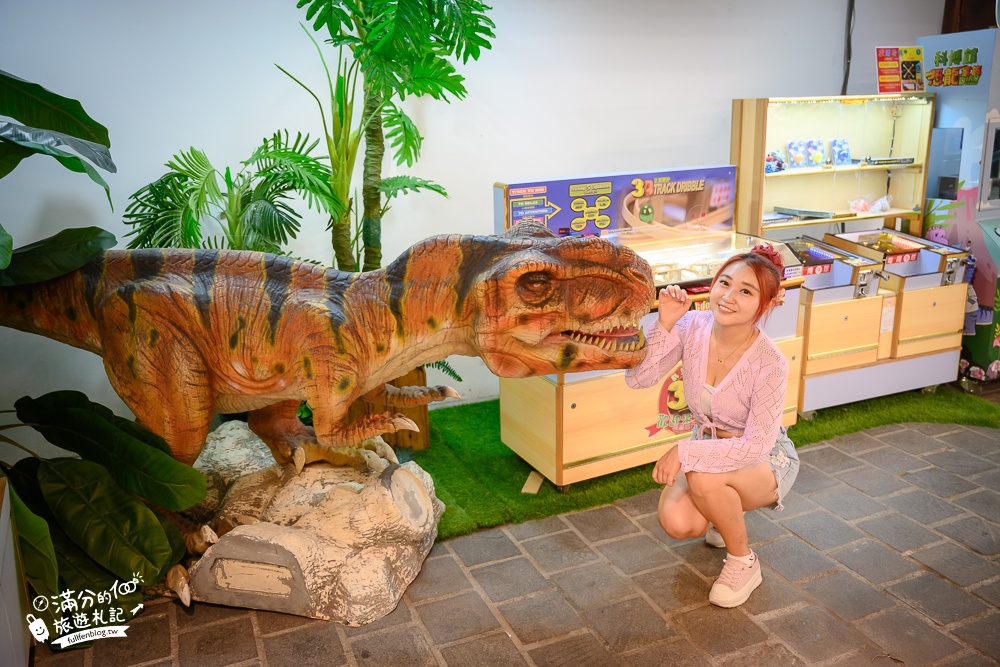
[185,421,445,625]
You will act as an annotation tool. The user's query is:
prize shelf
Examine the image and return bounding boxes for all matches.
[765,162,924,178]
[762,207,921,231]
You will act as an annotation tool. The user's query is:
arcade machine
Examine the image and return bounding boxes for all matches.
[493,166,804,489]
[917,28,1000,384]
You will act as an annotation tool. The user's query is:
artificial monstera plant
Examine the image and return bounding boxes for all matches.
[0,72,201,640]
[0,69,117,285]
[1,392,206,637]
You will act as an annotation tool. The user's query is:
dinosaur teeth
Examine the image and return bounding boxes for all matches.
[564,326,645,351]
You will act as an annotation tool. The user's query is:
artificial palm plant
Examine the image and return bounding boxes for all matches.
[123,131,341,253]
[292,0,496,271]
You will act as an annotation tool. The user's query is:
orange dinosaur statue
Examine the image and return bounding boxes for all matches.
[0,222,653,470]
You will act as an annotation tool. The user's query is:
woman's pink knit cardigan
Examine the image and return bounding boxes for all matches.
[625,310,789,474]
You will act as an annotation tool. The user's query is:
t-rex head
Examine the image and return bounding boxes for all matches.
[469,222,654,377]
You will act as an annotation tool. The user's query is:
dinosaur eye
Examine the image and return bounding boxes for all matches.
[516,271,555,305]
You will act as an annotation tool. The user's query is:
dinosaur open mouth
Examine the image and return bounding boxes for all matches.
[564,324,646,352]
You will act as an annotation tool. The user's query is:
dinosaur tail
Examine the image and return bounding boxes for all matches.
[0,265,103,355]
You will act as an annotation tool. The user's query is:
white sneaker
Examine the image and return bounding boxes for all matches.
[705,525,725,548]
[709,553,762,608]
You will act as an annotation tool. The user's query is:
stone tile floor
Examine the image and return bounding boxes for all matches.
[31,420,1000,666]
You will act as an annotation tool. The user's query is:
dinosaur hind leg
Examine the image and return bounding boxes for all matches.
[101,329,215,466]
[247,399,316,465]
[249,400,403,472]
[253,401,410,471]
[112,371,215,466]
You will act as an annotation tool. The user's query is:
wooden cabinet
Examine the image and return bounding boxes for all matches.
[892,282,966,358]
[731,95,935,237]
[774,335,804,427]
[498,371,680,489]
[800,294,884,375]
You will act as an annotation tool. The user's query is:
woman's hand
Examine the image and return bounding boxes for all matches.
[652,446,682,486]
[657,285,691,332]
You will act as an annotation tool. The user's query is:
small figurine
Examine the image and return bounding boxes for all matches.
[924,226,949,244]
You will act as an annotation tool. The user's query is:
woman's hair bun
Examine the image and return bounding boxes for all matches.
[750,244,784,273]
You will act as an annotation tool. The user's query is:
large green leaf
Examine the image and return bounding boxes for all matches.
[16,393,206,510]
[0,137,34,179]
[1,121,116,173]
[19,390,173,457]
[404,52,467,101]
[38,458,172,582]
[4,460,146,617]
[0,135,112,208]
[0,69,111,147]
[2,458,53,521]
[151,509,187,582]
[0,226,115,286]
[379,175,447,201]
[382,104,422,167]
[0,221,11,270]
[5,483,60,616]
[433,0,496,63]
[48,522,143,620]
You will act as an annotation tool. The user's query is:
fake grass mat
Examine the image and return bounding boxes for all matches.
[411,385,1000,540]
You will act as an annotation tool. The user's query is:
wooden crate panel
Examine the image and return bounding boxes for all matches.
[775,336,803,427]
[499,376,559,482]
[561,372,677,468]
[892,283,966,358]
[559,441,676,486]
[802,296,882,374]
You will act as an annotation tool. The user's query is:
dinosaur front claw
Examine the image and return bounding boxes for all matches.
[441,386,461,400]
[166,564,191,607]
[184,525,218,555]
[292,446,306,474]
[359,447,389,473]
[389,415,419,433]
[360,437,399,465]
[286,440,398,473]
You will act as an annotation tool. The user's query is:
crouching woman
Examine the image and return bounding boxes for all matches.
[625,245,799,608]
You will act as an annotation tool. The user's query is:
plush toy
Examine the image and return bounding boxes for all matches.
[764,150,786,174]
[925,226,949,244]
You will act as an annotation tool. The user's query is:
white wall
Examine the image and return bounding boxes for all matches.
[0,1,945,450]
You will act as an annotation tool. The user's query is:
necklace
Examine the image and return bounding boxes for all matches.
[712,329,754,365]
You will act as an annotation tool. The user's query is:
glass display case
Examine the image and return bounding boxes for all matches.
[825,228,968,290]
[731,94,935,237]
[635,232,802,290]
[788,236,883,301]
